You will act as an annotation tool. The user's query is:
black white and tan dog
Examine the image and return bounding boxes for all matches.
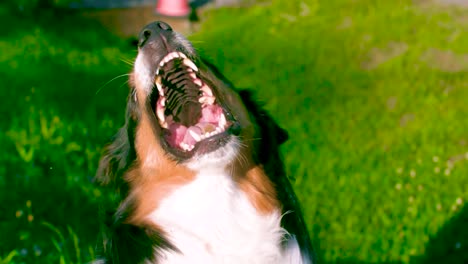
[95,21,314,263]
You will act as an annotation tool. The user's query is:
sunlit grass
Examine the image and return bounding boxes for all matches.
[0,0,467,263]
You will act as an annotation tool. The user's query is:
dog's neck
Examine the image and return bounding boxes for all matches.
[146,163,291,263]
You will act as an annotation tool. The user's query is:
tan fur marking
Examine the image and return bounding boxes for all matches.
[127,111,195,225]
[237,165,279,215]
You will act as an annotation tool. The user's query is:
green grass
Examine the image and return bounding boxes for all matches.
[1,1,467,263]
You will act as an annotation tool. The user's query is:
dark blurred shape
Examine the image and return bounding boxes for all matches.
[188,0,213,23]
[69,0,154,9]
[188,0,212,9]
[418,204,468,264]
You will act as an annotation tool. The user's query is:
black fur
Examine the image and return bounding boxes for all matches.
[239,90,314,261]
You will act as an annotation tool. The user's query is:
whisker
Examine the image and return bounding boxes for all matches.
[241,137,263,143]
[96,73,131,95]
[119,58,134,67]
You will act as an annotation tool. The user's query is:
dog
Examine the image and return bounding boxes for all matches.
[95,21,314,264]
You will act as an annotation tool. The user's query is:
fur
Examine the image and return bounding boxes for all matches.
[94,21,314,264]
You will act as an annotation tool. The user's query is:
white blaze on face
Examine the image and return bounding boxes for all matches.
[133,53,154,96]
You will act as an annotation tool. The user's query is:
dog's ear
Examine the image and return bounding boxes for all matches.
[96,93,138,186]
[239,90,289,148]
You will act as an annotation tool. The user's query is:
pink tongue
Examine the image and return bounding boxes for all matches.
[167,123,187,147]
[182,126,202,146]
[199,105,223,124]
[167,105,224,150]
[168,123,203,148]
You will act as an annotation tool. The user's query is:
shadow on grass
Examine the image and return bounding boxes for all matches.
[318,205,468,264]
[416,204,468,264]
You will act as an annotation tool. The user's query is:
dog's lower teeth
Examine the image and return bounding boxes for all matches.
[180,143,194,151]
[188,129,201,141]
[219,114,226,128]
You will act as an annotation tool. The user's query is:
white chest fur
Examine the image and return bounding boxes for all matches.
[147,168,305,264]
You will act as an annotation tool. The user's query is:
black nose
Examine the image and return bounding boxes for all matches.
[138,21,173,48]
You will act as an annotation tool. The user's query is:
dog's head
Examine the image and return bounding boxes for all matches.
[132,21,251,167]
[97,21,288,208]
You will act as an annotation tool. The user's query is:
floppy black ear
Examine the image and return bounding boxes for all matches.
[95,96,138,186]
[238,90,289,144]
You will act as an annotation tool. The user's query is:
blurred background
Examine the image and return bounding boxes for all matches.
[0,0,467,263]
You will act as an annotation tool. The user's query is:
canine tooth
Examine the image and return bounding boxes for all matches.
[183,58,198,72]
[219,114,226,128]
[201,85,213,97]
[193,79,203,86]
[199,96,215,105]
[177,52,187,58]
[189,73,197,79]
[157,104,165,123]
[160,97,166,107]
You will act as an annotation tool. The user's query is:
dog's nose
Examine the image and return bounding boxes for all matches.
[138,21,173,48]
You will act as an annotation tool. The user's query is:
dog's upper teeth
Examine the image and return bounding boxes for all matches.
[201,85,213,97]
[158,52,190,69]
[176,52,187,59]
[156,97,167,127]
[155,76,164,95]
[180,142,194,151]
[183,58,198,72]
[193,79,203,87]
[199,96,215,105]
[160,56,172,67]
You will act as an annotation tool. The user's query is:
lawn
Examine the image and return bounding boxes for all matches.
[0,0,467,263]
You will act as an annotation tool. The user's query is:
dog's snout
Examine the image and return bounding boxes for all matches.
[138,21,173,48]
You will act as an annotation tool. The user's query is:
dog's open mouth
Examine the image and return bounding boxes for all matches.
[152,52,234,154]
